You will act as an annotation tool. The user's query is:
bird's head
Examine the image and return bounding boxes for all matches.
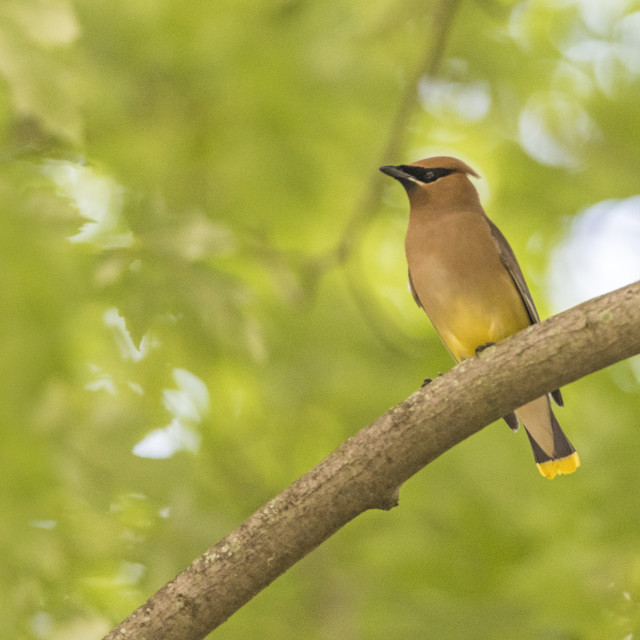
[380,156,480,208]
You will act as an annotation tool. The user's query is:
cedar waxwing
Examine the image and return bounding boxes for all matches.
[380,156,579,479]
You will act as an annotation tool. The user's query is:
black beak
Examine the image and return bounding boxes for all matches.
[379,165,418,190]
[379,165,413,181]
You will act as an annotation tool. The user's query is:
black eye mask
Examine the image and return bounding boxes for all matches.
[397,165,455,184]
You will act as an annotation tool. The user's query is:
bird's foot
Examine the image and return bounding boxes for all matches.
[475,341,495,356]
[420,373,442,388]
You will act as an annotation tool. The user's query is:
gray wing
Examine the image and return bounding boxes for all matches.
[487,217,563,407]
[487,218,540,324]
[408,269,423,308]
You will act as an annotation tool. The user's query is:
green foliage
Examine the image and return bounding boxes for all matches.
[2,0,640,638]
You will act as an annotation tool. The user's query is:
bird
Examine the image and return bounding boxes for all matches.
[379,156,579,479]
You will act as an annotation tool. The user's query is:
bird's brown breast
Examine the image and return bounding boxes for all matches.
[405,209,530,361]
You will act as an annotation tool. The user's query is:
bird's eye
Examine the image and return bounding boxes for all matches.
[420,168,455,183]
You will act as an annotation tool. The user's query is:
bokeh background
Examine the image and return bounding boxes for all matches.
[3,1,640,638]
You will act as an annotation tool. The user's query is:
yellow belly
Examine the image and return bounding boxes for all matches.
[428,292,530,362]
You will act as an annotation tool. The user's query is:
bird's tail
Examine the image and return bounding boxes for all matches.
[515,396,580,479]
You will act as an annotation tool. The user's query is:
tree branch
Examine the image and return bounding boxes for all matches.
[104,280,640,640]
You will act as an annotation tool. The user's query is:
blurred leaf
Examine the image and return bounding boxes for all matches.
[2,1,640,639]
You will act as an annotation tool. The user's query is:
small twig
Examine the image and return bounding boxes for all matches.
[336,0,462,263]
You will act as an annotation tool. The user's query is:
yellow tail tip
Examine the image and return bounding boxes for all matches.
[536,452,581,479]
